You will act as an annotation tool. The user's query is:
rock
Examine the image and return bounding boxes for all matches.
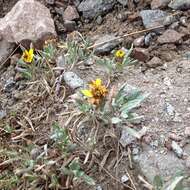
[63,72,84,90]
[171,141,183,158]
[170,21,180,30]
[185,157,190,168]
[169,133,182,141]
[168,0,190,10]
[185,127,190,137]
[0,0,56,47]
[84,57,94,66]
[0,39,14,65]
[140,10,168,30]
[117,0,128,6]
[121,175,129,183]
[94,34,121,54]
[96,185,103,190]
[78,0,116,19]
[157,29,183,44]
[64,20,76,32]
[146,57,162,68]
[164,102,175,116]
[46,0,55,5]
[3,77,16,93]
[132,48,149,62]
[120,128,136,147]
[180,16,188,27]
[0,110,6,119]
[63,6,79,21]
[56,55,66,68]
[151,0,170,9]
[163,15,176,26]
[96,16,103,25]
[135,147,187,183]
[133,36,145,47]
[144,33,156,46]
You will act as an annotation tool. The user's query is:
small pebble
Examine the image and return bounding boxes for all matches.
[121,175,129,183]
[180,16,188,27]
[185,127,190,137]
[96,16,103,25]
[171,141,183,158]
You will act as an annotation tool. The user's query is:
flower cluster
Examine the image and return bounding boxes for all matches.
[22,48,34,63]
[82,79,107,105]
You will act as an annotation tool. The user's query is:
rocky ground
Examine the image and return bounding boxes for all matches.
[0,0,190,190]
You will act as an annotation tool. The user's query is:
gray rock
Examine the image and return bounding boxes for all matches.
[164,102,175,116]
[96,185,103,190]
[94,34,121,54]
[171,141,183,158]
[64,20,76,32]
[4,77,16,92]
[140,10,168,31]
[78,0,116,19]
[180,16,188,27]
[0,110,6,119]
[163,15,176,26]
[168,0,190,10]
[151,0,170,9]
[133,36,145,47]
[120,128,136,147]
[146,56,162,68]
[135,147,187,183]
[185,127,190,137]
[144,33,156,46]
[121,175,129,183]
[117,0,128,6]
[46,0,55,5]
[64,72,84,90]
[56,55,66,68]
[96,15,103,25]
[63,5,79,21]
[0,0,56,46]
[0,40,14,65]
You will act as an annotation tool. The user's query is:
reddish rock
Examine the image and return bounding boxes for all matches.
[63,6,79,21]
[146,57,162,68]
[157,29,184,44]
[132,48,149,62]
[151,0,170,9]
[0,0,56,47]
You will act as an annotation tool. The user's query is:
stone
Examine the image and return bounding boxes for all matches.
[121,175,129,183]
[163,15,176,26]
[144,33,156,46]
[0,0,56,47]
[56,55,66,68]
[180,16,188,27]
[151,0,170,9]
[132,48,149,62]
[64,20,76,32]
[96,185,103,190]
[171,141,183,158]
[94,34,121,54]
[63,6,79,21]
[96,16,103,25]
[168,0,190,10]
[117,0,128,6]
[46,0,55,5]
[135,146,187,183]
[157,29,183,44]
[185,156,190,168]
[0,39,14,65]
[140,10,168,29]
[78,0,116,19]
[0,110,6,119]
[133,36,145,47]
[119,128,136,147]
[146,56,162,68]
[63,72,84,90]
[185,127,190,137]
[3,77,16,93]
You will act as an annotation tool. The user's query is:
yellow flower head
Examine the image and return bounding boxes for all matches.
[115,49,125,58]
[81,78,108,105]
[22,48,34,63]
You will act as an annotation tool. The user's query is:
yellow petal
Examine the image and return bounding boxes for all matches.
[95,78,102,86]
[29,48,34,55]
[81,90,93,97]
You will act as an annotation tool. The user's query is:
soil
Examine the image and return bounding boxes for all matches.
[0,0,190,190]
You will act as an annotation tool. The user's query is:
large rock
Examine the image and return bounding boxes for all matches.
[140,10,168,29]
[78,0,116,19]
[168,0,190,10]
[135,146,187,183]
[0,0,56,47]
[94,34,121,54]
[0,39,14,64]
[151,0,170,9]
[63,5,79,21]
[157,29,184,44]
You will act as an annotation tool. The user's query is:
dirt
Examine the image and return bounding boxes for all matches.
[0,0,190,190]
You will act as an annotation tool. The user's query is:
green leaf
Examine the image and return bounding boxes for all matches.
[83,174,96,186]
[153,175,163,190]
[111,117,122,124]
[165,176,184,190]
[125,127,141,139]
[120,93,149,114]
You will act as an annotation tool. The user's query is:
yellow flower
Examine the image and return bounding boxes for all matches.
[81,78,107,105]
[115,49,125,58]
[22,48,34,63]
